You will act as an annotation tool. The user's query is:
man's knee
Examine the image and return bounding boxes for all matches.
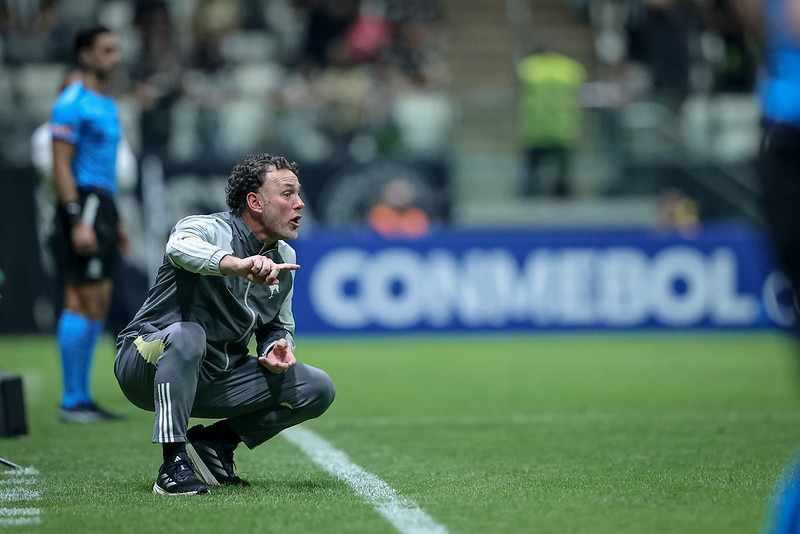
[163,322,207,366]
[302,367,335,419]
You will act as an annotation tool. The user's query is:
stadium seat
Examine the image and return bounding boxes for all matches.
[392,90,456,155]
[16,63,69,123]
[216,96,272,155]
[230,62,285,98]
[220,32,280,65]
[709,94,760,162]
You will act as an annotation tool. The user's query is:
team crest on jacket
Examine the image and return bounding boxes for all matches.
[268,284,280,298]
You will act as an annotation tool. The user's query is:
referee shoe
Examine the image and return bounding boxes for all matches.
[59,402,124,423]
[186,425,249,486]
[153,452,209,496]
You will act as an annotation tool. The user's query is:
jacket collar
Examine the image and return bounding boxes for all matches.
[229,212,278,255]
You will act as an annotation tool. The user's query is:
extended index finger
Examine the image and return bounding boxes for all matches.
[275,263,301,271]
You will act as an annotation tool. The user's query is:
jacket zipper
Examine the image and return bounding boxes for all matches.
[222,243,269,370]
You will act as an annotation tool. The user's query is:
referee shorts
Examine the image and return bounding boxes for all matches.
[51,187,120,285]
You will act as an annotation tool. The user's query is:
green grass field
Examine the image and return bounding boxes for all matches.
[0,332,799,533]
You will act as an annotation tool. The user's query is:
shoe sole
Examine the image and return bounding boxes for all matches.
[186,443,222,486]
[152,482,208,496]
[59,410,124,423]
[59,413,106,424]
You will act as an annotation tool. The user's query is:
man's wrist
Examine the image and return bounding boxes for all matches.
[217,253,234,276]
[64,201,82,228]
[260,341,277,358]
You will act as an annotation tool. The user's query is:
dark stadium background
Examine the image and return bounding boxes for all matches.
[0,0,773,337]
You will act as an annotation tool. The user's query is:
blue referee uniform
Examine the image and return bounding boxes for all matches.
[51,80,120,196]
[51,80,123,414]
[760,1,800,533]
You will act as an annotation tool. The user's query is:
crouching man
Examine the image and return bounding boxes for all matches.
[115,153,335,494]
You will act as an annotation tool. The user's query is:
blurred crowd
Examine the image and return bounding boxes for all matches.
[0,0,451,167]
[578,0,756,103]
[0,0,774,334]
[0,0,763,209]
[542,0,762,217]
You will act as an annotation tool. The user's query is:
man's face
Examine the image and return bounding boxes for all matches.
[256,167,305,242]
[83,32,120,78]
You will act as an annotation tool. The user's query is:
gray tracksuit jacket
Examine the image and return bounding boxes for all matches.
[118,211,296,376]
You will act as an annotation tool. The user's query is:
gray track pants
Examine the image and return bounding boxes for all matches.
[114,321,335,449]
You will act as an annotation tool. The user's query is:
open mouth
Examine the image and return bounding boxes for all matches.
[289,216,302,229]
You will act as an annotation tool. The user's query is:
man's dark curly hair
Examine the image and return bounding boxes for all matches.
[74,26,112,63]
[226,153,299,214]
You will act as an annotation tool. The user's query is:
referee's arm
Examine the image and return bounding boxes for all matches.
[53,138,97,255]
[52,138,78,205]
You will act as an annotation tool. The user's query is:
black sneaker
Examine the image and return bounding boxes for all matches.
[59,403,124,423]
[186,425,249,486]
[153,452,209,495]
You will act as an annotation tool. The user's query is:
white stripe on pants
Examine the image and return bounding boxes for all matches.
[157,382,174,442]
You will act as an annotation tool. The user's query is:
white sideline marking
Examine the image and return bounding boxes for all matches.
[0,507,41,526]
[0,478,34,486]
[0,508,40,517]
[0,468,38,477]
[0,468,42,528]
[0,488,40,502]
[0,517,41,526]
[283,426,448,534]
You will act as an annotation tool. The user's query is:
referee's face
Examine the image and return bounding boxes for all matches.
[86,32,121,79]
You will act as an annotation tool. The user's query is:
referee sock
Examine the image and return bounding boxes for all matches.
[78,318,105,405]
[56,310,94,409]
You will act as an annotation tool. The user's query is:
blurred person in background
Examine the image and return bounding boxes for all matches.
[298,0,360,71]
[0,0,60,63]
[132,0,184,159]
[516,42,585,197]
[377,11,452,157]
[186,0,242,153]
[378,16,449,92]
[736,0,800,531]
[705,0,758,94]
[49,26,127,423]
[316,35,377,152]
[31,68,86,301]
[627,0,699,113]
[114,153,334,495]
[368,177,429,238]
[656,188,700,237]
[31,68,138,333]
